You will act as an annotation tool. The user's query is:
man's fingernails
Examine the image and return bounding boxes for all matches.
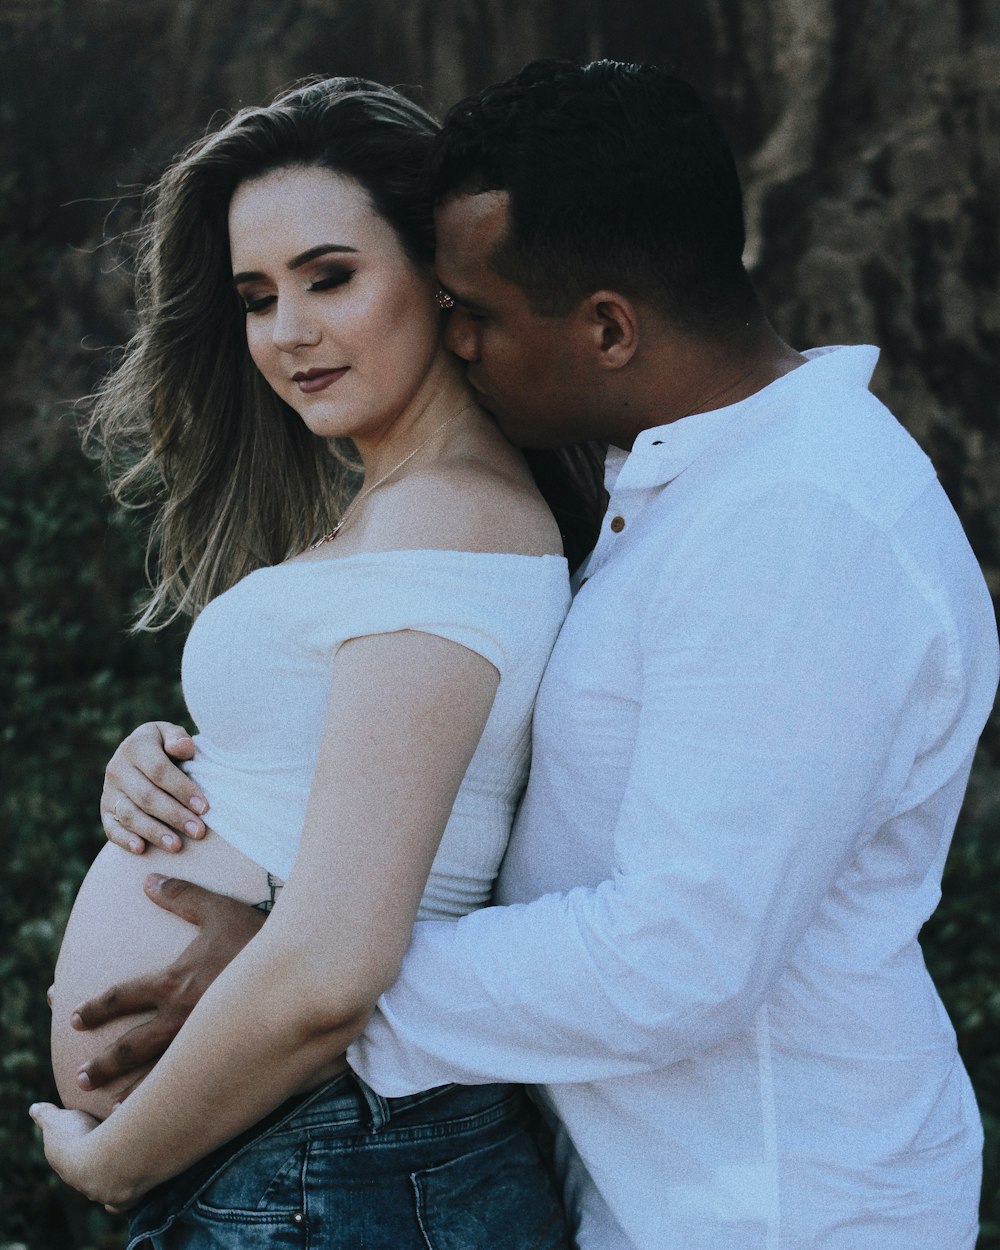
[145,872,167,890]
[189,796,207,815]
[183,820,201,837]
[70,1011,83,1029]
[77,1069,93,1090]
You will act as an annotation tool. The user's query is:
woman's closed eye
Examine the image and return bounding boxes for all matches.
[239,268,355,315]
[308,268,354,293]
[241,292,276,315]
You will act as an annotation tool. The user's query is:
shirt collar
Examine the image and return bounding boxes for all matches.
[604,344,880,495]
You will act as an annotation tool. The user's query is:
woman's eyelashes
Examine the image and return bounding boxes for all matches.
[241,292,275,315]
[308,267,354,293]
[239,267,355,315]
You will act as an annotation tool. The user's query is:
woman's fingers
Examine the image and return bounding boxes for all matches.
[155,721,198,761]
[102,772,194,853]
[101,721,209,851]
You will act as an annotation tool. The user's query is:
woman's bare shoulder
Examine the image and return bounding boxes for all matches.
[364,456,562,558]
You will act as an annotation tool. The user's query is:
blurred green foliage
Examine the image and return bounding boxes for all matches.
[1,434,185,1249]
[1,437,997,1248]
[0,171,49,365]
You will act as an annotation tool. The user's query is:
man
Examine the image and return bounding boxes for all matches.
[73,61,998,1248]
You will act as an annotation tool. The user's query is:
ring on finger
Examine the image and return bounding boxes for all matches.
[113,799,125,823]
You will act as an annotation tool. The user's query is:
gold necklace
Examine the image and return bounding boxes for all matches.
[308,405,474,550]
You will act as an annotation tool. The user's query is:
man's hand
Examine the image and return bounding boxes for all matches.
[73,875,266,1092]
[102,721,209,854]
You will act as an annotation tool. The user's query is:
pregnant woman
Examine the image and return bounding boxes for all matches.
[34,76,600,1248]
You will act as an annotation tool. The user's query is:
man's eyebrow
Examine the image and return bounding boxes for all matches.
[233,243,358,285]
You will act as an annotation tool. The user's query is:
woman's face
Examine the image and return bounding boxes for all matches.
[228,165,441,442]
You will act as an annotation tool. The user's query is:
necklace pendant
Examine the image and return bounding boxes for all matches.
[309,522,343,551]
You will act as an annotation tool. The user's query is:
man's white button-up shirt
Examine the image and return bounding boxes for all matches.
[351,346,999,1249]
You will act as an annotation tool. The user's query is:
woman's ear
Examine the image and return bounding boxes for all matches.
[581,290,639,368]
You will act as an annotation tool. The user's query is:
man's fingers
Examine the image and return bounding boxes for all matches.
[143,874,262,930]
[109,1071,147,1108]
[72,975,161,1030]
[76,1023,170,1091]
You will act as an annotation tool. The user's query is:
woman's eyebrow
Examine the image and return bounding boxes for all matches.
[287,243,358,269]
[233,243,359,285]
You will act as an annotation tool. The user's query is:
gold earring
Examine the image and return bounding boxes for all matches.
[435,287,455,310]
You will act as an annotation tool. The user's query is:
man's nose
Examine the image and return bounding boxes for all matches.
[443,308,480,361]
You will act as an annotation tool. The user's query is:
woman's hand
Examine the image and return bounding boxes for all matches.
[102,721,209,854]
[47,630,501,1199]
[29,1103,138,1210]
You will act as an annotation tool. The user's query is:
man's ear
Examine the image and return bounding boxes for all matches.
[580,290,639,368]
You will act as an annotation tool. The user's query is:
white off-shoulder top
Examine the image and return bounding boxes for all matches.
[181,549,570,919]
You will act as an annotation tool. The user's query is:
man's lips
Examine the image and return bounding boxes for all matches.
[292,367,348,394]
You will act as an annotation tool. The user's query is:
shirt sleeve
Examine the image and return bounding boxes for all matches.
[348,483,954,1092]
[299,551,567,677]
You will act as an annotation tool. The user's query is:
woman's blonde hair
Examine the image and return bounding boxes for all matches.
[84,77,440,628]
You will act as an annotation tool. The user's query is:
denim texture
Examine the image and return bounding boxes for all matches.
[126,1075,569,1249]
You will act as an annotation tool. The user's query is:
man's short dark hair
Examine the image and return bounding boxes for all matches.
[430,59,758,331]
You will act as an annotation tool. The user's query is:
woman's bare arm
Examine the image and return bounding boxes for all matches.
[34,627,499,1208]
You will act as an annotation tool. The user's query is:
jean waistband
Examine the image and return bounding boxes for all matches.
[126,1075,514,1249]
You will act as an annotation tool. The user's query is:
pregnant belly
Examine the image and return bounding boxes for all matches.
[50,832,274,1121]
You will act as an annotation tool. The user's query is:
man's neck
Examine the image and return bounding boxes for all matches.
[610,320,807,450]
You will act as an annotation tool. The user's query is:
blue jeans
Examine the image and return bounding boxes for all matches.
[126,1075,570,1249]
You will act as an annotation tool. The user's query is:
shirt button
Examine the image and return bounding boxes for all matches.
[610,515,625,533]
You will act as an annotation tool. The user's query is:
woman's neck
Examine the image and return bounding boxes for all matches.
[352,352,475,482]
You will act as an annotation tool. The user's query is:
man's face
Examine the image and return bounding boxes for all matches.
[434,192,595,447]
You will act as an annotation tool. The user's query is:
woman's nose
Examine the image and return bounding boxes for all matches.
[272,299,320,351]
[443,308,480,362]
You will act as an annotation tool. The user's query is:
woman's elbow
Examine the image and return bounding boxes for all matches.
[287,960,384,1044]
[259,921,401,1044]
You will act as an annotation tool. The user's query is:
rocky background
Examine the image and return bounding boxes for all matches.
[2,2,998,1246]
[3,0,998,555]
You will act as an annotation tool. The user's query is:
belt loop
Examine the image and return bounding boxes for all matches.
[352,1072,392,1131]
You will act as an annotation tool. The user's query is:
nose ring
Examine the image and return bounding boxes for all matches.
[435,288,455,310]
